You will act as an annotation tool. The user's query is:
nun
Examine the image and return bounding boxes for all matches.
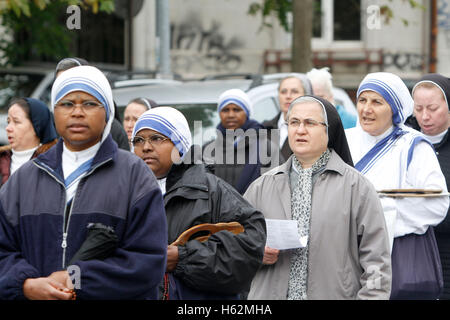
[346,72,449,299]
[244,95,391,300]
[203,88,279,195]
[0,97,58,186]
[0,65,167,300]
[54,57,130,151]
[131,107,266,300]
[410,74,450,299]
[262,74,313,160]
[123,97,158,147]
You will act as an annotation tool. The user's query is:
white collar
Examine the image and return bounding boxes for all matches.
[277,113,287,128]
[422,129,448,144]
[10,146,40,174]
[11,146,39,157]
[373,126,394,143]
[157,177,167,195]
[62,142,101,179]
[62,142,101,163]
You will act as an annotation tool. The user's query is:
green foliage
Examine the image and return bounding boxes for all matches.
[248,0,425,31]
[380,0,425,26]
[0,0,114,66]
[0,0,114,16]
[248,0,293,31]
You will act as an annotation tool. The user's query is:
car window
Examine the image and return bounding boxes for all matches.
[252,97,279,124]
[0,73,45,109]
[173,104,219,145]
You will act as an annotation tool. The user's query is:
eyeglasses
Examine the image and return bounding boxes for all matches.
[286,118,328,128]
[55,100,104,112]
[131,134,169,147]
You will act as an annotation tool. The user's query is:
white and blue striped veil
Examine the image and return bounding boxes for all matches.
[354,72,429,174]
[132,107,192,158]
[51,65,115,144]
[51,65,115,201]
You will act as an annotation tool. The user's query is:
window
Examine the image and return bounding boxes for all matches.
[333,0,361,40]
[313,0,362,46]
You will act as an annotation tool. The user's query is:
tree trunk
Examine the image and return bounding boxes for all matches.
[292,0,313,72]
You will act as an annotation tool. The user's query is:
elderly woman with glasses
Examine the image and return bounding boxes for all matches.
[131,107,266,300]
[244,95,391,300]
[346,72,449,300]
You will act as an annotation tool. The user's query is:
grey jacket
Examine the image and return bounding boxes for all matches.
[244,150,392,300]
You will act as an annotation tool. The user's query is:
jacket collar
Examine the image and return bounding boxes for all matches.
[34,134,117,183]
[264,112,282,129]
[165,145,209,194]
[274,149,346,176]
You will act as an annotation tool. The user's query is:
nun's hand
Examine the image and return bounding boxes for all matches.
[49,270,73,289]
[263,246,280,265]
[23,277,73,300]
[166,245,179,272]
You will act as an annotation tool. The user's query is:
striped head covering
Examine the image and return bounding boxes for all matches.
[51,66,115,143]
[132,107,192,157]
[357,72,413,125]
[217,89,253,118]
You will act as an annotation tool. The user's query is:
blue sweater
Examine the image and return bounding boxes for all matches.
[0,136,167,299]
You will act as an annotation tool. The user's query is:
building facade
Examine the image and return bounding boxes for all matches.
[132,0,450,89]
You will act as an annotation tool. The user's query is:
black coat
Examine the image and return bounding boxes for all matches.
[406,115,450,299]
[110,118,130,151]
[163,145,266,297]
[203,119,281,195]
[262,112,292,161]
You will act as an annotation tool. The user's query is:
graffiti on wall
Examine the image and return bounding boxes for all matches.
[438,0,450,47]
[170,13,243,74]
[383,52,424,71]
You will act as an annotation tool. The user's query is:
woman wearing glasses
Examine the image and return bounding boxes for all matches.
[123,97,158,148]
[0,66,167,299]
[345,72,449,299]
[244,95,391,300]
[0,98,58,187]
[132,107,266,300]
[54,57,130,151]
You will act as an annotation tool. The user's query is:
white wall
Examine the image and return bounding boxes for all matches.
[363,0,428,78]
[132,0,157,70]
[131,0,450,80]
[437,0,450,75]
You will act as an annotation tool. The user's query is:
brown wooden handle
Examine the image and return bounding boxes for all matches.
[171,222,245,246]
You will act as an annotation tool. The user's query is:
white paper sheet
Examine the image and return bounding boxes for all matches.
[265,219,307,250]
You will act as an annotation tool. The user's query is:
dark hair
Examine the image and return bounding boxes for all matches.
[8,98,31,120]
[128,97,158,110]
[55,57,89,74]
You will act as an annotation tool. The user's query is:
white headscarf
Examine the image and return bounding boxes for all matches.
[217,89,253,118]
[132,107,192,158]
[357,72,413,126]
[51,65,115,143]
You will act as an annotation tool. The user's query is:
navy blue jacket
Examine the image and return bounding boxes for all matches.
[0,135,168,299]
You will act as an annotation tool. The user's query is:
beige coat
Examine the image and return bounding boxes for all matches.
[244,151,392,300]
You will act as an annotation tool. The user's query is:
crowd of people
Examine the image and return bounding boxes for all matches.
[0,57,448,300]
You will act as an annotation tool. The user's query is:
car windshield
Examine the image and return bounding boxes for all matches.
[169,104,220,145]
[0,73,45,110]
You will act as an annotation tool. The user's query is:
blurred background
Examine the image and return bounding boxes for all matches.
[0,0,448,144]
